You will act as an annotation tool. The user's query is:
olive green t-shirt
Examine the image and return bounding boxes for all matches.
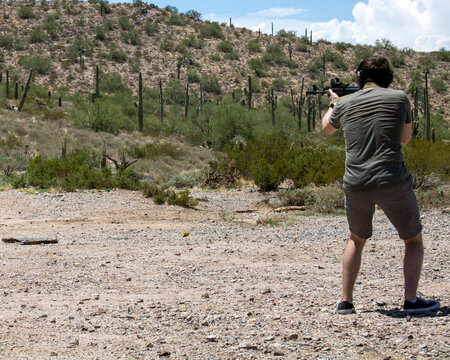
[329,87,412,191]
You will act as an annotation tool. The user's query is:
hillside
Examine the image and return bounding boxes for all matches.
[0,1,448,113]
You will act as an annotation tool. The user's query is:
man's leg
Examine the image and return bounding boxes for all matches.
[341,232,367,303]
[403,232,423,301]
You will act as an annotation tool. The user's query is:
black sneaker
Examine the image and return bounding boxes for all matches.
[403,297,440,314]
[334,301,356,315]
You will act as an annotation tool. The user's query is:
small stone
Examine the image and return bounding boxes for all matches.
[126,277,132,282]
[201,293,210,299]
[206,335,218,342]
[146,342,154,348]
[239,342,258,350]
[376,300,387,306]
[50,352,58,357]
[67,337,79,348]
[418,344,428,349]
[158,350,171,357]
[361,332,370,338]
[262,288,271,294]
[436,310,444,317]
[264,336,275,342]
[287,334,298,340]
[273,348,284,356]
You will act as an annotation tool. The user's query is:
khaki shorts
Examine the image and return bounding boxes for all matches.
[344,181,422,240]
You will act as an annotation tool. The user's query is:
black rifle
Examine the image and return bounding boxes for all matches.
[306,77,359,97]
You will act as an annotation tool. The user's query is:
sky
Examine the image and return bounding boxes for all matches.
[109,0,450,52]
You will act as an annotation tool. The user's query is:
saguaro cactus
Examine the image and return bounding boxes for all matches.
[268,88,277,126]
[297,78,305,129]
[18,69,32,112]
[14,82,18,100]
[95,64,100,99]
[159,79,164,122]
[138,71,143,131]
[424,72,430,141]
[200,82,203,111]
[288,42,293,60]
[290,89,296,117]
[184,83,189,119]
[248,75,252,110]
[6,69,9,98]
[307,95,312,132]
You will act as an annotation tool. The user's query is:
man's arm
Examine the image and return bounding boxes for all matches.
[401,121,412,145]
[322,107,338,135]
[322,89,339,135]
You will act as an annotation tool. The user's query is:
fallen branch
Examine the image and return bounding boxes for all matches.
[3,237,58,245]
[274,206,309,213]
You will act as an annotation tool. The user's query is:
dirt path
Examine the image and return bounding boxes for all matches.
[0,189,448,359]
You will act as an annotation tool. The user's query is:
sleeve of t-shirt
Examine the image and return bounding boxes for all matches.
[403,93,412,124]
[329,100,342,129]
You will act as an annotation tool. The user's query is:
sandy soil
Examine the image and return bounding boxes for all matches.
[0,188,448,359]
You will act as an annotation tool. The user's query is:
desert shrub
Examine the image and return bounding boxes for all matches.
[0,35,14,49]
[18,55,52,74]
[103,19,115,31]
[43,15,59,39]
[288,144,345,187]
[262,44,286,65]
[29,28,47,43]
[433,48,450,62]
[334,42,349,52]
[248,58,268,77]
[122,30,141,45]
[166,172,200,188]
[160,40,175,52]
[295,43,307,52]
[407,70,423,94]
[118,15,132,30]
[247,39,261,53]
[144,22,159,36]
[18,6,34,19]
[390,51,406,68]
[164,5,178,13]
[354,47,374,64]
[185,9,201,20]
[200,22,224,39]
[430,78,447,93]
[165,79,185,104]
[307,56,324,78]
[246,132,291,191]
[167,189,198,207]
[403,140,450,188]
[418,56,436,73]
[109,47,127,63]
[167,13,185,26]
[180,34,203,49]
[217,41,234,53]
[272,77,287,90]
[187,70,201,83]
[95,26,106,41]
[277,29,296,38]
[324,49,348,70]
[201,74,221,95]
[101,72,124,93]
[65,37,92,63]
[201,157,238,188]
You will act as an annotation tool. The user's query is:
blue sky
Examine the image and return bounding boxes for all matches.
[109,1,450,51]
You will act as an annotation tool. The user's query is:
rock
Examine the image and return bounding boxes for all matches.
[158,349,171,357]
[67,337,79,348]
[264,336,275,342]
[436,310,444,316]
[418,344,428,349]
[238,342,258,350]
[206,335,218,342]
[273,348,285,356]
[376,300,387,306]
[262,288,271,294]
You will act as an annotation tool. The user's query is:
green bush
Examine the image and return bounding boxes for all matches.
[430,78,447,93]
[29,28,47,43]
[122,30,141,45]
[201,74,221,95]
[101,72,124,93]
[18,6,34,19]
[217,41,234,53]
[166,172,200,188]
[247,39,261,53]
[180,34,203,49]
[95,26,106,41]
[288,144,345,187]
[403,140,450,188]
[165,79,185,104]
[262,44,286,65]
[167,13,185,26]
[200,22,224,39]
[65,38,92,63]
[0,35,14,50]
[144,22,159,36]
[295,43,307,52]
[185,10,201,20]
[246,132,291,191]
[248,58,268,77]
[390,51,406,68]
[109,47,127,63]
[187,70,201,83]
[18,55,52,74]
[118,15,132,30]
[126,143,184,159]
[433,48,450,62]
[43,15,59,39]
[160,40,175,52]
[276,29,296,38]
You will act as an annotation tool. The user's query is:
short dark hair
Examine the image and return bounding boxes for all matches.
[357,56,393,88]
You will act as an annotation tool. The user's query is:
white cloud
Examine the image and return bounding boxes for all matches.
[209,0,449,51]
[250,8,306,18]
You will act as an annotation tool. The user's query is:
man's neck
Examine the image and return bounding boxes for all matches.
[363,82,380,89]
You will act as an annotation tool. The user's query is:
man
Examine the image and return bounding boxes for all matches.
[321,56,440,315]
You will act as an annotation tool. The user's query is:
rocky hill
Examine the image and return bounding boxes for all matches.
[0,1,448,115]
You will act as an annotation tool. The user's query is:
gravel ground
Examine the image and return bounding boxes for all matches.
[0,188,448,360]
